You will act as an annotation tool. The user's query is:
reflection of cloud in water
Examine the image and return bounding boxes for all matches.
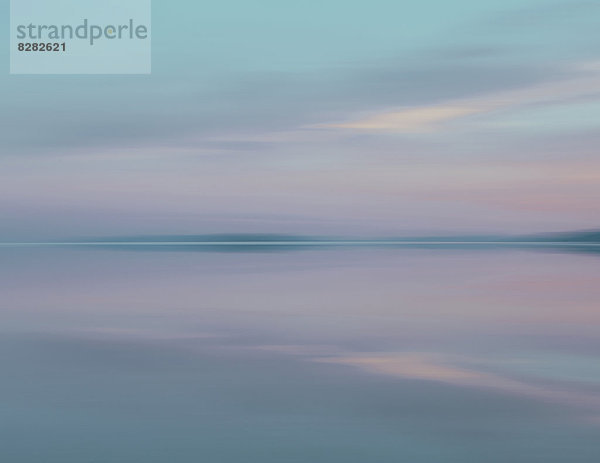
[315,352,600,414]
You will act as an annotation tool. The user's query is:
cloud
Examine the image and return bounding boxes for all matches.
[321,61,600,133]
[0,52,555,156]
[325,105,480,132]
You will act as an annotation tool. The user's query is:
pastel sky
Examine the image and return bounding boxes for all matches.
[2,0,600,240]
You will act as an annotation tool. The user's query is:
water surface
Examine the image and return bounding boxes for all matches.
[1,245,599,462]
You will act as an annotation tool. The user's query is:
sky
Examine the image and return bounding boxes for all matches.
[2,0,600,240]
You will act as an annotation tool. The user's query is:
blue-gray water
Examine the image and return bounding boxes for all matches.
[2,244,600,462]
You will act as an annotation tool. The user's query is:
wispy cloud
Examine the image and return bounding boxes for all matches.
[322,61,600,133]
[325,105,479,132]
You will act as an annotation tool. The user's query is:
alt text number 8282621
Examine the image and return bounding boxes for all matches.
[17,42,66,51]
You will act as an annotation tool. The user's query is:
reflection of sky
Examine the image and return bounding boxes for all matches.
[2,1,600,239]
[2,247,600,461]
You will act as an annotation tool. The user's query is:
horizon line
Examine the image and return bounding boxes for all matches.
[1,241,600,247]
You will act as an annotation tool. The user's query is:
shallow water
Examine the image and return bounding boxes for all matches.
[1,245,600,462]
